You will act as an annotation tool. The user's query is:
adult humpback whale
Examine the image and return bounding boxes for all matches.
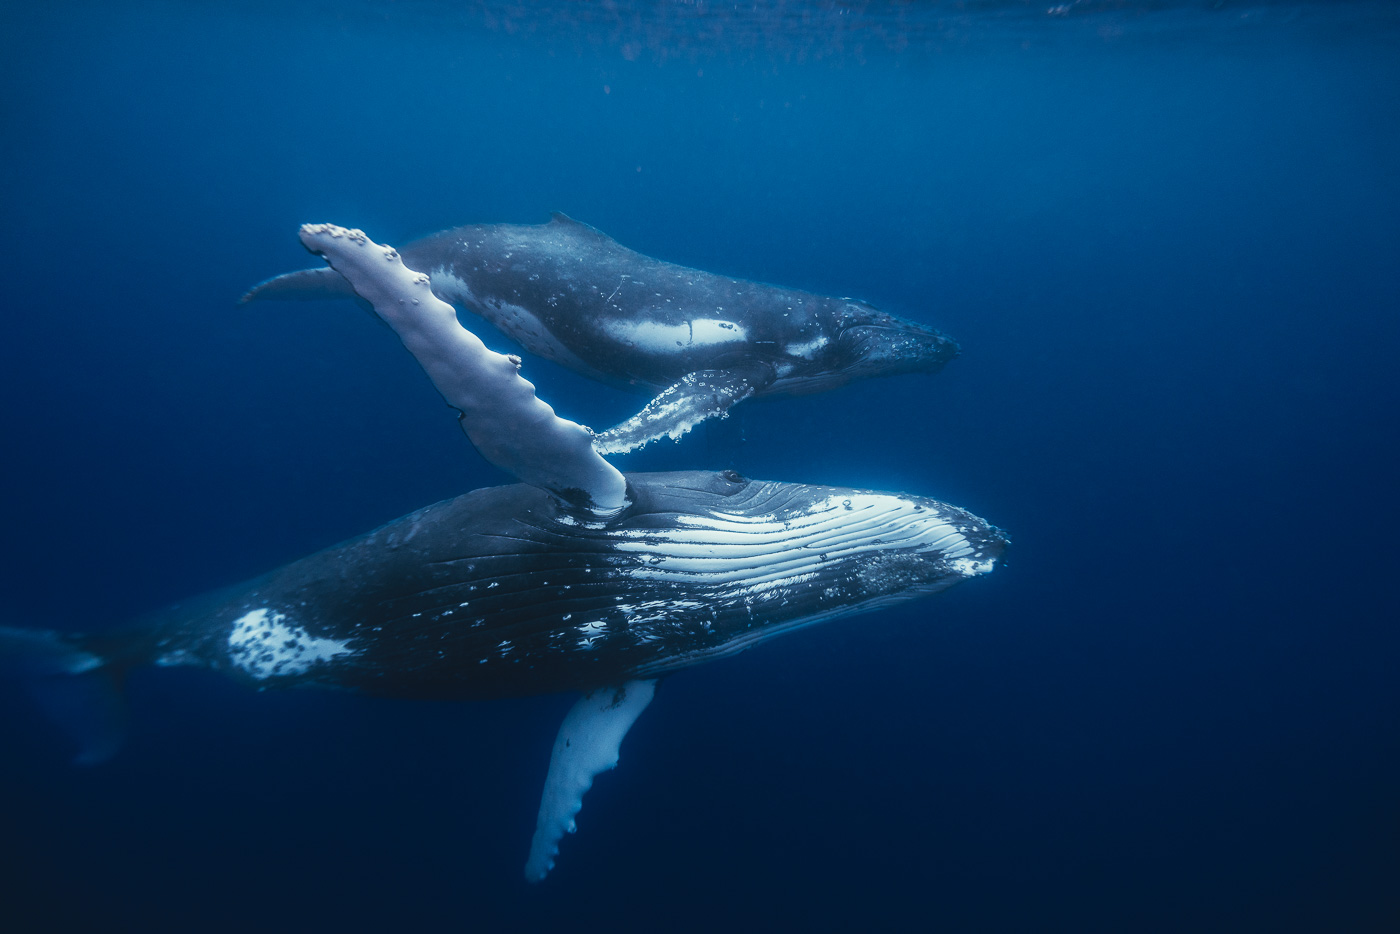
[4,224,1005,882]
[243,214,960,453]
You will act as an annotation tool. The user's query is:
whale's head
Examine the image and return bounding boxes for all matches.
[774,301,959,396]
[830,301,960,382]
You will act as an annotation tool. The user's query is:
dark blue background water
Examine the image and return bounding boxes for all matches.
[1,1,1397,930]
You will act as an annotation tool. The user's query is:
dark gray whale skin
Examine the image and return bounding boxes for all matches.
[244,216,959,449]
[77,470,1005,702]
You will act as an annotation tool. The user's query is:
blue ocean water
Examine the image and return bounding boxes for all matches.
[1,1,1398,930]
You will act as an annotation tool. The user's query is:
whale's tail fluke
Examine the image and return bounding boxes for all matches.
[239,266,359,305]
[0,626,127,765]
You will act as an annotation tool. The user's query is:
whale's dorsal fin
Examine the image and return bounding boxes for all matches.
[299,224,629,517]
[525,679,656,883]
[548,212,613,242]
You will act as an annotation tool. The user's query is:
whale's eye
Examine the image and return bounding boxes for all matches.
[720,469,745,484]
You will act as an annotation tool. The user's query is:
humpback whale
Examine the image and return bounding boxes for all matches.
[243,214,960,453]
[5,224,1005,882]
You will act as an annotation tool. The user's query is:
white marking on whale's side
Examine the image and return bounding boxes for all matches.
[227,609,354,679]
[786,335,828,359]
[604,318,748,352]
[575,620,607,649]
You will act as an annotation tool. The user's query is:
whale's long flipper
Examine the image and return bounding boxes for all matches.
[298,224,629,517]
[593,364,775,455]
[525,680,656,883]
[239,266,359,305]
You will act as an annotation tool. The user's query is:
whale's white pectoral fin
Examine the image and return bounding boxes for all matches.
[524,679,656,883]
[593,365,774,455]
[298,224,629,517]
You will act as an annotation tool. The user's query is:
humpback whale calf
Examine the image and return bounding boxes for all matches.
[243,214,960,453]
[5,224,1005,882]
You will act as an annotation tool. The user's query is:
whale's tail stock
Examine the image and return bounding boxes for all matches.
[0,626,126,765]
